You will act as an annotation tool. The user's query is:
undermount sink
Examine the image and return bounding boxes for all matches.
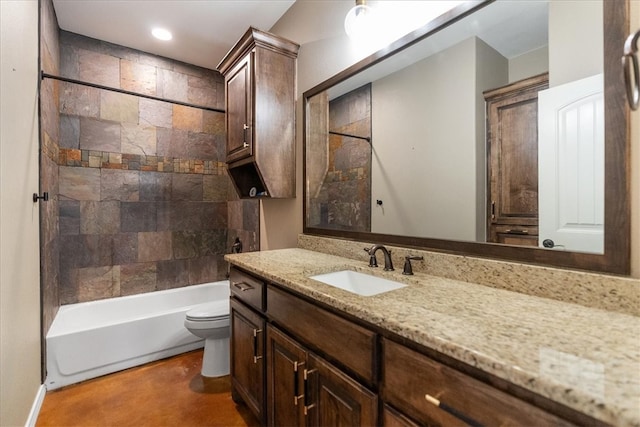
[309,270,407,296]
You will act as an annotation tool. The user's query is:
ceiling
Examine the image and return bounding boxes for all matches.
[51,1,549,73]
[52,0,297,70]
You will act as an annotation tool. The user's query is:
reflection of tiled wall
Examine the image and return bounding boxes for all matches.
[40,0,61,348]
[310,84,371,231]
[53,31,258,304]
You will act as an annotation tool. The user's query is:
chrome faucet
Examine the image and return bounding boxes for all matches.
[365,244,394,271]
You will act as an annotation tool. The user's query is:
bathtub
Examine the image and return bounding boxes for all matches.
[45,281,229,390]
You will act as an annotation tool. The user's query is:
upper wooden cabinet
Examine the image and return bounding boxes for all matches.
[217,27,299,199]
[485,73,549,247]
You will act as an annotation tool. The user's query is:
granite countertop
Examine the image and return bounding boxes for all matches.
[225,248,640,427]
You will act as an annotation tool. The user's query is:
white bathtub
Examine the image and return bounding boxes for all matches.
[45,281,229,390]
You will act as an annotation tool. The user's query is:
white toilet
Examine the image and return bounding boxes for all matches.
[184,300,230,377]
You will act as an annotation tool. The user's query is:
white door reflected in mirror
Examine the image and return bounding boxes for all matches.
[538,73,604,254]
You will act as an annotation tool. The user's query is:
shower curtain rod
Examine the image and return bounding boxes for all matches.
[41,71,225,113]
[329,130,371,142]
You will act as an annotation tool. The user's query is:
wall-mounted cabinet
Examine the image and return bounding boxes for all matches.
[218,27,299,199]
[485,73,549,247]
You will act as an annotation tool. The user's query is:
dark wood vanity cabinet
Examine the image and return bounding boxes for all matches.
[230,299,265,421]
[265,288,378,427]
[266,325,378,427]
[382,338,577,427]
[485,73,549,247]
[217,27,299,198]
[229,268,266,423]
[228,266,602,427]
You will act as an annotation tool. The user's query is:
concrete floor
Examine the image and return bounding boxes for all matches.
[36,349,258,427]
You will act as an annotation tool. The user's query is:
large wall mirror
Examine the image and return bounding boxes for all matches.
[303,0,630,274]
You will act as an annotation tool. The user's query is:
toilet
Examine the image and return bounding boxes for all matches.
[184,300,230,377]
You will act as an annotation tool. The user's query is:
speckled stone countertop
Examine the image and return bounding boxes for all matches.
[226,248,640,427]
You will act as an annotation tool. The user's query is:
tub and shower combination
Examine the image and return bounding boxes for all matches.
[45,281,229,390]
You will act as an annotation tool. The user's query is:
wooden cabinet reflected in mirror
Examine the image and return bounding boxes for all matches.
[486,73,548,248]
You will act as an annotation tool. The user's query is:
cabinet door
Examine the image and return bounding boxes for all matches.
[226,53,253,163]
[266,325,306,427]
[382,404,420,427]
[486,74,548,244]
[230,298,264,422]
[306,353,378,427]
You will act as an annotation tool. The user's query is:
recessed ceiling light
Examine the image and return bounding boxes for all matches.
[152,28,172,41]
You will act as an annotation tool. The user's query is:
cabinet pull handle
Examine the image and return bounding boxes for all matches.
[425,394,484,427]
[252,328,263,363]
[303,368,317,416]
[491,201,495,220]
[293,361,305,405]
[504,229,528,235]
[243,123,250,148]
[233,282,253,292]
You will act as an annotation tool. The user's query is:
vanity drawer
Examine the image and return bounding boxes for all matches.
[382,338,575,427]
[229,267,265,312]
[267,285,377,385]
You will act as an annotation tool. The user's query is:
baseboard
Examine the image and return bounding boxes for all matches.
[25,384,46,427]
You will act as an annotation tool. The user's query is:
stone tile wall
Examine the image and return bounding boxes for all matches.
[309,84,371,231]
[40,0,61,343]
[53,31,258,304]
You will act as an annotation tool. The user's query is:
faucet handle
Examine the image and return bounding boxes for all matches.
[402,255,424,275]
[364,247,378,267]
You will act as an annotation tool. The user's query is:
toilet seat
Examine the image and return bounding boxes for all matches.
[186,301,229,321]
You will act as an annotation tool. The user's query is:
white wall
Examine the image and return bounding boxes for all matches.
[369,36,509,241]
[370,38,478,240]
[509,46,549,83]
[0,0,43,425]
[548,0,603,87]
[475,38,509,240]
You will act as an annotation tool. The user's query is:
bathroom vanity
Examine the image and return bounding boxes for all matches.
[226,248,640,427]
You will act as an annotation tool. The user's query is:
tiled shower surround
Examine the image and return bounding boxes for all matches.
[307,84,372,231]
[41,27,259,306]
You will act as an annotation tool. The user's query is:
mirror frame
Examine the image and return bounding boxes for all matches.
[302,0,630,275]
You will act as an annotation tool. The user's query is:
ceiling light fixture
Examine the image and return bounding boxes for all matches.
[344,0,375,40]
[152,28,173,41]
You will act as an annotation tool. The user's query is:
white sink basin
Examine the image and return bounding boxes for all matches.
[309,270,407,296]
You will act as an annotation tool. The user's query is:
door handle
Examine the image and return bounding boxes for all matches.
[542,239,565,249]
[252,328,263,363]
[425,394,484,427]
[293,361,305,405]
[302,368,317,416]
[622,29,640,110]
[243,123,251,148]
[505,229,528,235]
